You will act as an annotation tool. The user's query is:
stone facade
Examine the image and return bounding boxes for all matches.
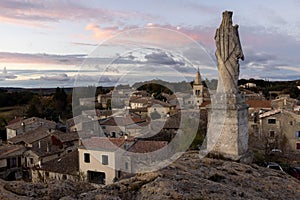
[259,109,300,152]
[206,94,249,160]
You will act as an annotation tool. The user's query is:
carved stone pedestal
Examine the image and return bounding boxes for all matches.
[204,93,251,162]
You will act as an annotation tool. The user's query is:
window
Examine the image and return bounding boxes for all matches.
[125,162,128,170]
[268,119,276,124]
[84,153,90,163]
[11,158,17,168]
[290,121,293,126]
[18,157,21,167]
[102,126,106,130]
[30,158,34,165]
[296,131,300,139]
[102,155,108,165]
[269,131,275,138]
[111,132,116,138]
[296,143,300,150]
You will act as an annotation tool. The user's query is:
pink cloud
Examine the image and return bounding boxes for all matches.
[85,24,119,40]
[0,0,148,27]
[85,23,215,49]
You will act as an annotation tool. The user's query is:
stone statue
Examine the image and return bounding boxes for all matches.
[215,11,244,94]
[202,11,251,163]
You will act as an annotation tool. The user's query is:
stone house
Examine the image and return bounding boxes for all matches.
[97,92,112,109]
[239,88,265,100]
[79,97,96,107]
[66,115,100,133]
[81,109,112,120]
[78,137,168,185]
[31,151,79,183]
[78,137,129,185]
[130,97,151,109]
[5,117,56,140]
[271,95,299,112]
[8,127,79,169]
[129,107,148,118]
[100,115,147,137]
[246,100,272,137]
[0,144,26,180]
[147,99,176,118]
[258,109,300,152]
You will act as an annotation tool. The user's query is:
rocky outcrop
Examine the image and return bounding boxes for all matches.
[2,179,95,200]
[1,151,299,199]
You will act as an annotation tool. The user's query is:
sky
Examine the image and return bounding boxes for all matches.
[0,0,299,88]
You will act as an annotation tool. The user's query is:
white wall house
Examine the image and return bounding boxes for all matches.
[78,137,127,185]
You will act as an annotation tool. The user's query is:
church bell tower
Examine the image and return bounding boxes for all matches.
[193,67,204,105]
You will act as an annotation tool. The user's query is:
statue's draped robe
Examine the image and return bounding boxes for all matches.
[215,11,244,94]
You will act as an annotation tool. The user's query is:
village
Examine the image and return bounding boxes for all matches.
[0,68,300,186]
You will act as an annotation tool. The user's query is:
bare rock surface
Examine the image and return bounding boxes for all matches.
[1,151,300,199]
[1,179,95,200]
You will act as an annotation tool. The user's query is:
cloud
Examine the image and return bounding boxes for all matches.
[39,73,70,81]
[0,67,17,80]
[0,52,86,65]
[144,51,185,66]
[0,0,149,27]
[85,24,120,40]
[242,49,277,67]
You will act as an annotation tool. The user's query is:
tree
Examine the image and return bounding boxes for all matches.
[26,96,42,117]
[53,87,67,112]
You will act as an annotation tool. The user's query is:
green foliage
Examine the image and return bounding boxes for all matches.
[54,87,67,112]
[0,90,34,107]
[26,95,43,118]
[189,131,205,150]
[133,79,192,94]
[238,78,300,100]
[136,82,173,96]
[205,79,218,90]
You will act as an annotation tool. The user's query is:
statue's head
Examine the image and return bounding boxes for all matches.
[221,11,233,27]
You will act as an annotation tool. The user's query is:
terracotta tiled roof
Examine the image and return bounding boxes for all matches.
[52,131,79,143]
[100,115,146,126]
[8,127,50,144]
[163,113,181,129]
[99,110,113,117]
[31,138,64,157]
[7,117,24,125]
[0,144,26,159]
[129,107,148,113]
[246,100,271,108]
[149,99,173,107]
[39,151,79,175]
[199,100,211,108]
[128,140,167,153]
[131,91,150,97]
[66,115,91,127]
[6,117,56,130]
[130,97,151,104]
[80,137,126,151]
